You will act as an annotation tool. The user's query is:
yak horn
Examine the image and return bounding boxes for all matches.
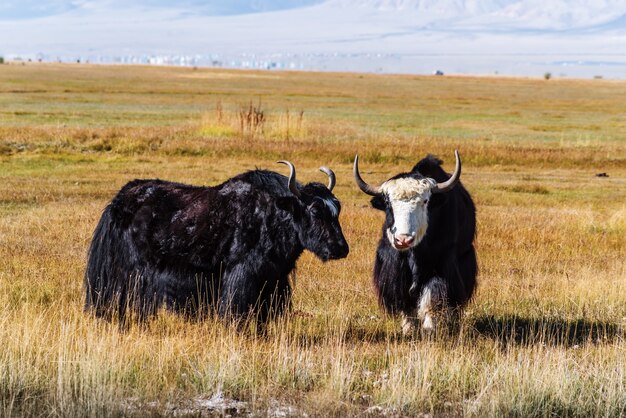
[319,166,336,191]
[353,155,381,196]
[277,160,301,198]
[432,150,461,194]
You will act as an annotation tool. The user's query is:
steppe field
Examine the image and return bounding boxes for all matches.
[0,63,624,417]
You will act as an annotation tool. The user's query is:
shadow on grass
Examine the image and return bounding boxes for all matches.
[469,314,624,347]
[292,315,624,347]
[294,326,406,347]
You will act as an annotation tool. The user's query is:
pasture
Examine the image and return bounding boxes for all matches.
[0,63,624,416]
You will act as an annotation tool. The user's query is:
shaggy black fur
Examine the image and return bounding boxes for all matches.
[84,169,349,324]
[370,155,477,315]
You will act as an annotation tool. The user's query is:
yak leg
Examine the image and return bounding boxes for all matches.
[417,277,448,333]
[400,312,420,336]
[218,263,259,322]
[218,262,287,328]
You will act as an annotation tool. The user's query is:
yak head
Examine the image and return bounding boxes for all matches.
[353,151,461,251]
[276,161,349,261]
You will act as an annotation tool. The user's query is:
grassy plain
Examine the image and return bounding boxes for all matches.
[0,63,625,416]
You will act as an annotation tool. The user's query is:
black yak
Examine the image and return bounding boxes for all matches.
[354,150,476,334]
[85,161,349,325]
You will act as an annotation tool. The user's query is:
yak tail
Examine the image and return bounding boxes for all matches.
[84,205,139,322]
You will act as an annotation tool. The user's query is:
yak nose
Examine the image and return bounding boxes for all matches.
[336,240,350,258]
[394,234,415,249]
[327,241,349,260]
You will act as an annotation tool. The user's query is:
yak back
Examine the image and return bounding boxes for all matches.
[411,154,446,182]
[106,170,303,273]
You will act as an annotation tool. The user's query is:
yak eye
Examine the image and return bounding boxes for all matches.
[309,202,323,215]
[423,199,429,205]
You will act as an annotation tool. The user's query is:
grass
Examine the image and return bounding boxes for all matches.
[0,62,625,416]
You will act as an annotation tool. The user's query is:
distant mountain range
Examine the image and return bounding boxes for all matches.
[1,0,625,77]
[3,0,625,30]
[0,1,322,19]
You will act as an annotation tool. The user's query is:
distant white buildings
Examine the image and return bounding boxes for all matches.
[0,52,363,72]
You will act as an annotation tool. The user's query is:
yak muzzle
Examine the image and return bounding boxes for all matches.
[393,234,416,250]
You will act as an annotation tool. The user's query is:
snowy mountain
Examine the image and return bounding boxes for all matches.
[1,0,625,78]
[326,0,516,14]
[0,0,76,19]
[466,0,626,30]
[3,0,626,28]
[324,0,626,31]
[0,0,325,19]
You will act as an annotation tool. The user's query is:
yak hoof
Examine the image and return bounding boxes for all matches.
[422,313,436,332]
[400,313,419,336]
[400,312,439,336]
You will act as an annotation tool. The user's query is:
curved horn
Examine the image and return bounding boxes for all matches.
[432,150,461,194]
[319,166,336,191]
[353,155,381,196]
[277,160,301,198]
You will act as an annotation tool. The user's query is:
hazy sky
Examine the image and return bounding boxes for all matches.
[1,1,625,78]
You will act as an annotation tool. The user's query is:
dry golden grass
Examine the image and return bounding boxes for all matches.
[0,63,624,416]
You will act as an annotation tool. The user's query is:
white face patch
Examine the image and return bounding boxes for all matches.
[322,198,339,218]
[380,177,435,250]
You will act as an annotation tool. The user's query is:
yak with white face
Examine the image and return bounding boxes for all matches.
[355,151,477,334]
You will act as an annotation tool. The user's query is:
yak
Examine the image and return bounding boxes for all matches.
[354,150,476,334]
[85,161,349,325]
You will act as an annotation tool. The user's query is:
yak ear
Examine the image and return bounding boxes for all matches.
[370,195,386,211]
[275,196,299,213]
